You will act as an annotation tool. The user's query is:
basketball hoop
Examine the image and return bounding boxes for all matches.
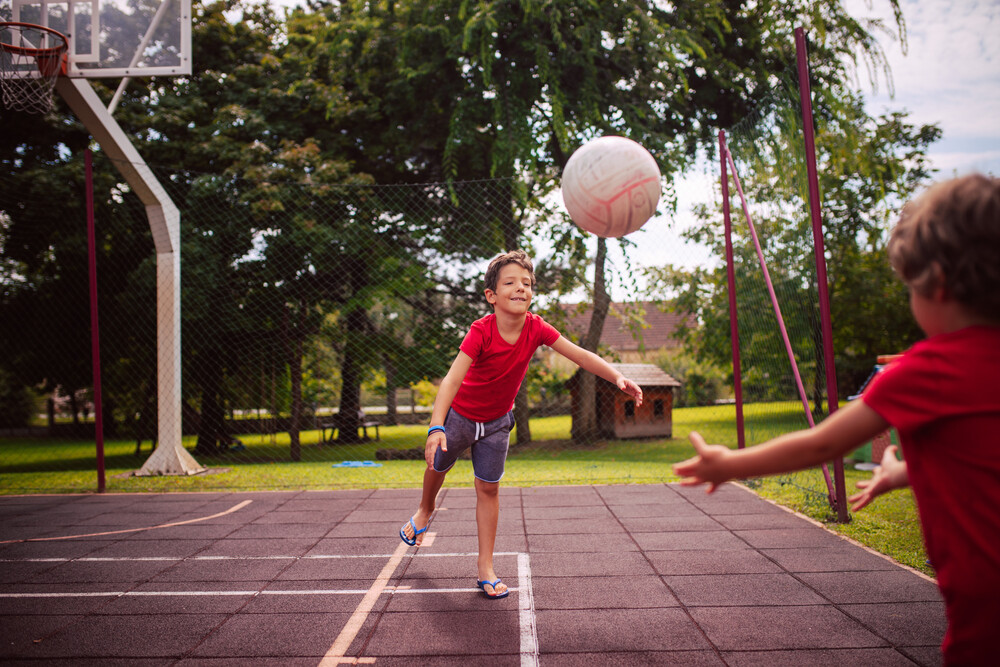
[0,22,69,115]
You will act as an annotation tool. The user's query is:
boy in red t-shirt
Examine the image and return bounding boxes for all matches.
[399,249,644,598]
[673,173,1000,664]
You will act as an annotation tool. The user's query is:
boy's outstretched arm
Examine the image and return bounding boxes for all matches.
[674,400,889,492]
[549,336,643,405]
[848,445,909,511]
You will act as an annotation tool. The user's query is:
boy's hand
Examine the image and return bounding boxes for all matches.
[425,431,446,468]
[618,377,643,406]
[673,431,731,493]
[848,445,908,512]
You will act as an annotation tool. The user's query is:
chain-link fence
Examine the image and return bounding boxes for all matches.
[4,148,763,493]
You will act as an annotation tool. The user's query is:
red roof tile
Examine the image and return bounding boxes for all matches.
[557,302,693,352]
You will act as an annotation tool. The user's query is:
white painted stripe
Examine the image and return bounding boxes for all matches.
[0,500,253,545]
[518,552,539,667]
[318,539,409,666]
[0,551,522,564]
[0,587,521,599]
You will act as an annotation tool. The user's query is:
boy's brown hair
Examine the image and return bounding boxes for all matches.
[888,173,1000,320]
[484,249,536,293]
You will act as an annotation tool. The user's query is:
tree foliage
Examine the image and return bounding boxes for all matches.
[0,0,939,455]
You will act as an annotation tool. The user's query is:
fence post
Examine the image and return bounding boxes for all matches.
[720,130,745,450]
[86,149,105,493]
[795,27,847,522]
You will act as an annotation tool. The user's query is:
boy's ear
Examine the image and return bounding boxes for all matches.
[929,262,950,301]
[484,288,497,304]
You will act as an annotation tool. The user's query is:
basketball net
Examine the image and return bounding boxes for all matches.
[0,22,68,115]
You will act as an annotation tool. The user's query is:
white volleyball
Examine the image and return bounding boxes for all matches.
[561,136,661,238]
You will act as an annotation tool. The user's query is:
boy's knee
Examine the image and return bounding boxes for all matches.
[475,478,500,497]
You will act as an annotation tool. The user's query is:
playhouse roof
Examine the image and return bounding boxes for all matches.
[569,363,681,388]
[608,363,681,387]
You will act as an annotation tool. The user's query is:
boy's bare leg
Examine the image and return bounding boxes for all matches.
[474,477,507,595]
[402,465,447,545]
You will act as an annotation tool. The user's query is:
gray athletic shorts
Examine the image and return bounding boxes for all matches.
[433,408,514,483]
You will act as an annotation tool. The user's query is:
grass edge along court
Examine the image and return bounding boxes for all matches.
[0,402,931,577]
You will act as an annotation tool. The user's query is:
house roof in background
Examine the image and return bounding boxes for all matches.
[558,302,692,352]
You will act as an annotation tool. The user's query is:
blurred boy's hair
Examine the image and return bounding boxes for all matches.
[888,173,1000,319]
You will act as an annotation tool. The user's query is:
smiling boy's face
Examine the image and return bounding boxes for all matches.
[485,264,533,315]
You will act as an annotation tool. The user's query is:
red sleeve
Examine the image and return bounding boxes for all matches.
[533,314,561,347]
[459,317,487,361]
[862,342,949,434]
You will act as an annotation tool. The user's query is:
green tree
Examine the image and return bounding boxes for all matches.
[0,115,153,437]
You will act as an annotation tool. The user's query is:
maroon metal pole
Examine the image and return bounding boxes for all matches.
[86,149,106,493]
[720,130,745,450]
[795,27,846,521]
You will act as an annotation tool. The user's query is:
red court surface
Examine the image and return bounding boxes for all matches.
[0,483,945,665]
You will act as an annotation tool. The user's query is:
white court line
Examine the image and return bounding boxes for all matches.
[0,551,523,563]
[0,500,254,544]
[518,553,539,667]
[0,549,540,665]
[0,587,523,598]
[318,539,410,667]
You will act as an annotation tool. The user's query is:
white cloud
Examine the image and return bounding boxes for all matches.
[845,0,1000,175]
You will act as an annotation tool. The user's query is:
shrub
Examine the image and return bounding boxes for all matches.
[655,348,727,407]
[0,370,38,428]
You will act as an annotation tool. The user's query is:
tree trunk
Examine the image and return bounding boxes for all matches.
[807,303,827,421]
[194,353,225,456]
[287,304,304,462]
[69,391,80,426]
[572,238,611,444]
[101,394,117,438]
[514,383,531,445]
[336,308,366,443]
[384,355,398,426]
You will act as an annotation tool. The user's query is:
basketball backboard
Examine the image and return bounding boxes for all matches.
[6,0,190,78]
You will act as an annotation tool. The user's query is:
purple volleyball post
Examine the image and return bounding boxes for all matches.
[795,27,846,522]
[719,130,746,450]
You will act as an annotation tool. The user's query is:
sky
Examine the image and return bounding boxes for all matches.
[844,0,1000,177]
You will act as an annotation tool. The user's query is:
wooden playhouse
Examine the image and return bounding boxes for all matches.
[570,363,682,439]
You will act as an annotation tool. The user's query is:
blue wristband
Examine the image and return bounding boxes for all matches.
[427,425,446,436]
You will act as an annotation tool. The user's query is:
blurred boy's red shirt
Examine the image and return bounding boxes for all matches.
[864,325,1000,664]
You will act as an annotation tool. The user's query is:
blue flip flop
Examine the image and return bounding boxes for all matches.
[398,517,428,546]
[476,578,509,599]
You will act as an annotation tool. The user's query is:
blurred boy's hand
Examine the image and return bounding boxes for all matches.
[673,431,732,493]
[848,445,909,511]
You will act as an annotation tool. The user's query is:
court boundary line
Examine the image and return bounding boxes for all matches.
[0,551,524,564]
[518,552,539,667]
[0,499,254,544]
[0,587,525,598]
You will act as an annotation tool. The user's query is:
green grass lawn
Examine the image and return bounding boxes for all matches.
[0,402,930,577]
